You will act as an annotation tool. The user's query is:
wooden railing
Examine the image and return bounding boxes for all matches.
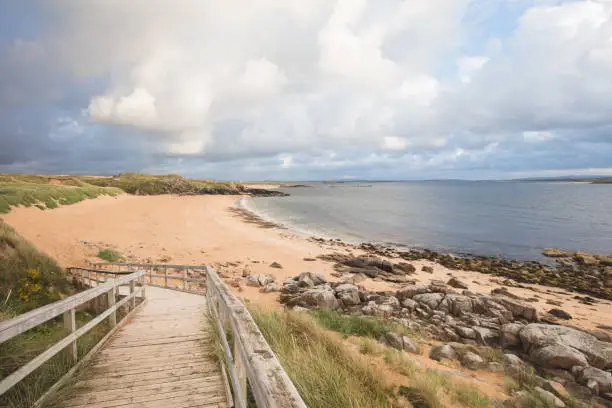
[85,263,207,294]
[205,266,306,408]
[0,270,146,402]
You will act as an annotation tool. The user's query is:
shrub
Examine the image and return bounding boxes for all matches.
[97,249,121,262]
[311,308,401,339]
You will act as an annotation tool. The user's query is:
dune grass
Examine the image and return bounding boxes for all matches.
[97,249,122,263]
[0,220,71,315]
[248,307,397,408]
[310,308,415,339]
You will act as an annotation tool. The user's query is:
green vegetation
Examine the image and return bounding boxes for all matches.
[383,348,490,408]
[82,172,246,195]
[311,308,415,339]
[0,220,72,315]
[0,174,122,214]
[97,249,122,263]
[249,307,397,408]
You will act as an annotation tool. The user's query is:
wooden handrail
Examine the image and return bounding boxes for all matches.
[206,266,306,408]
[0,270,146,397]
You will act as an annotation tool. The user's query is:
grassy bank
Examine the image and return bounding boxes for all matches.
[248,307,397,407]
[0,220,72,316]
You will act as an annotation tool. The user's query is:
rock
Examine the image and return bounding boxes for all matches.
[519,324,612,369]
[461,351,485,370]
[298,272,327,286]
[402,336,420,354]
[261,282,279,293]
[285,286,339,309]
[281,281,300,294]
[533,386,566,407]
[303,257,316,261]
[503,391,532,408]
[270,262,283,269]
[396,284,430,300]
[429,344,457,362]
[543,380,571,400]
[362,301,395,317]
[247,275,272,287]
[590,330,612,343]
[543,248,572,258]
[396,262,416,274]
[503,353,524,367]
[447,277,468,289]
[488,362,505,373]
[384,332,404,351]
[578,367,612,395]
[422,265,434,273]
[501,323,524,348]
[445,294,474,316]
[334,284,361,306]
[564,382,593,400]
[456,326,477,339]
[575,252,599,266]
[401,298,418,312]
[548,308,572,320]
[495,296,538,321]
[530,344,589,369]
[413,293,445,309]
[473,326,499,347]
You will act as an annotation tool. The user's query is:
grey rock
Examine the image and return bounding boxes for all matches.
[413,292,445,309]
[281,282,300,294]
[285,286,339,309]
[429,344,457,362]
[384,332,403,351]
[261,282,279,293]
[520,323,612,369]
[270,262,283,269]
[445,294,474,316]
[578,367,612,395]
[247,275,261,287]
[455,326,477,339]
[533,386,566,407]
[495,296,538,321]
[530,344,589,369]
[542,380,571,400]
[401,298,418,311]
[500,323,524,348]
[402,336,420,354]
[488,362,505,373]
[362,301,394,317]
[473,326,499,347]
[334,284,361,306]
[564,382,593,399]
[422,265,434,273]
[447,277,468,289]
[503,353,524,367]
[461,351,485,370]
[396,284,430,300]
[548,308,572,320]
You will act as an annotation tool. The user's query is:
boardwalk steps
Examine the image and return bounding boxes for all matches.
[0,265,306,408]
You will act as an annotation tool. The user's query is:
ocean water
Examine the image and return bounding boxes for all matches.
[243,181,612,261]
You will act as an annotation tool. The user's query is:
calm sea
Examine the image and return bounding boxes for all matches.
[243,181,612,261]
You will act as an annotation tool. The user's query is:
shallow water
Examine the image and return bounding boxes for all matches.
[244,181,612,261]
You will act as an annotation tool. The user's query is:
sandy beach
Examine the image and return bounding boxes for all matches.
[2,194,611,331]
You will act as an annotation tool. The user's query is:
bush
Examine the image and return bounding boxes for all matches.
[311,308,401,339]
[97,249,121,262]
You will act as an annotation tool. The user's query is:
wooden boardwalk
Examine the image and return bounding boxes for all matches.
[53,286,229,408]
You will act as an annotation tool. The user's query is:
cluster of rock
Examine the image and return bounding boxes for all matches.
[347,243,612,300]
[279,272,612,403]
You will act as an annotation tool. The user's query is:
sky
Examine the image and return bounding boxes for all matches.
[1,0,612,181]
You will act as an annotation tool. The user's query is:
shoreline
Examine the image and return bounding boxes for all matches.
[1,194,611,332]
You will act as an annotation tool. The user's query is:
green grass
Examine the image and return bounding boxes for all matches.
[0,175,123,214]
[97,249,122,263]
[248,307,397,408]
[0,220,72,315]
[311,308,410,339]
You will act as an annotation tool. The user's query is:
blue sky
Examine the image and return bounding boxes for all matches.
[1,0,611,180]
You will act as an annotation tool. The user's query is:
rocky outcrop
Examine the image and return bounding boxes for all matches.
[430,344,456,361]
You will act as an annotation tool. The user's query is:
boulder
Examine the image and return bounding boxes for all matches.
[402,336,420,354]
[270,262,283,269]
[298,272,327,286]
[422,265,434,273]
[548,308,572,320]
[362,301,394,317]
[445,294,474,316]
[285,286,339,309]
[501,323,524,348]
[334,284,361,306]
[384,332,404,351]
[261,282,279,293]
[396,284,430,300]
[456,326,477,339]
[533,387,566,407]
[488,362,505,373]
[396,262,416,274]
[578,367,612,395]
[519,324,612,369]
[503,353,524,367]
[429,344,457,362]
[543,380,570,400]
[495,296,538,321]
[281,281,300,294]
[473,326,499,347]
[401,298,418,312]
[461,351,485,370]
[247,275,261,287]
[447,277,468,289]
[530,344,589,369]
[413,293,445,310]
[543,248,572,258]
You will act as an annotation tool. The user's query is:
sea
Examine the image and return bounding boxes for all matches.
[242,181,612,262]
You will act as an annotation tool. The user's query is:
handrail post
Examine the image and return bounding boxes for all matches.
[141,273,146,299]
[63,308,77,364]
[183,268,187,291]
[107,286,116,327]
[164,268,168,288]
[129,280,135,310]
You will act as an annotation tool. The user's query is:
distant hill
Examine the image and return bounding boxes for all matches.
[512,175,612,184]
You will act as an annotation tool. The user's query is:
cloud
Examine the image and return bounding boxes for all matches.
[1,0,612,179]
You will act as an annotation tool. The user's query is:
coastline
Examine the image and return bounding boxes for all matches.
[1,194,611,332]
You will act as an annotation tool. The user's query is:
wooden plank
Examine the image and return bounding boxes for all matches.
[0,271,144,343]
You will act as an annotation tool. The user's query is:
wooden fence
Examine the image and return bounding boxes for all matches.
[0,270,146,403]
